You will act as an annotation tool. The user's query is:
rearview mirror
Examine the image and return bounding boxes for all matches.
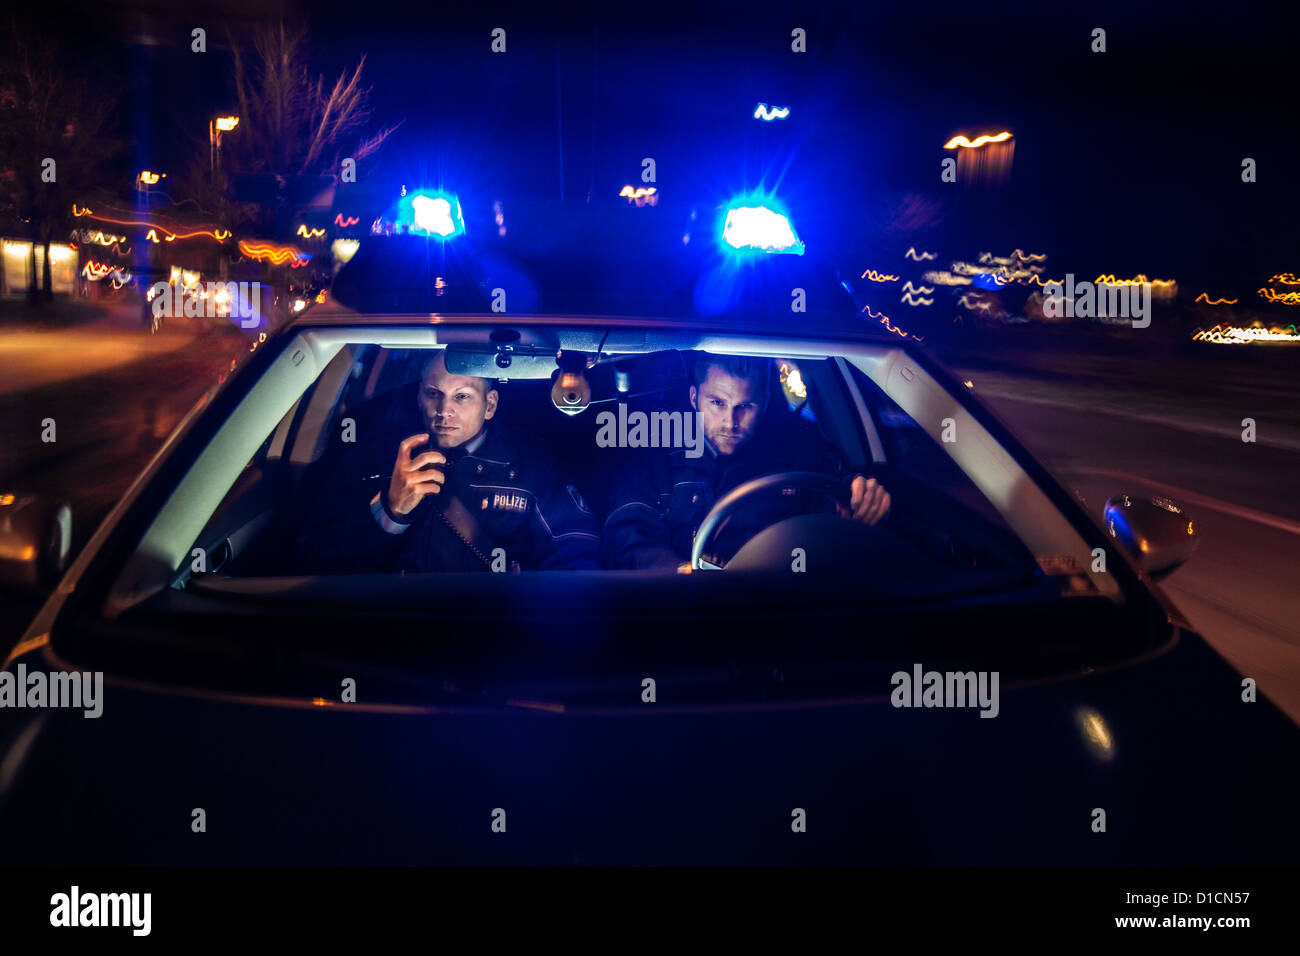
[0,493,72,590]
[443,343,561,379]
[1103,493,1199,579]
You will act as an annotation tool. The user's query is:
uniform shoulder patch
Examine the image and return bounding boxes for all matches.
[486,489,531,513]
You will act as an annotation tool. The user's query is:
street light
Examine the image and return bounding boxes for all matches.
[209,115,240,176]
[136,170,165,208]
[209,116,240,280]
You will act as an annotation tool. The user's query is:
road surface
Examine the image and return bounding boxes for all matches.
[950,345,1300,725]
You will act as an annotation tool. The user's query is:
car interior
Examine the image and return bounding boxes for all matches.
[174,338,1045,594]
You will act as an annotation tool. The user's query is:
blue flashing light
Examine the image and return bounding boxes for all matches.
[402,190,465,238]
[721,203,804,255]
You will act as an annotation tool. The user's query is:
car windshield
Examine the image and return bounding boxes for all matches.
[142,331,1117,609]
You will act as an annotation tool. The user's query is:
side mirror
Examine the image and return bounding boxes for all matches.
[1103,493,1199,579]
[0,493,72,590]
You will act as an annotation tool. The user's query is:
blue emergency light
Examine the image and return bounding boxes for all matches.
[403,191,465,238]
[721,202,804,255]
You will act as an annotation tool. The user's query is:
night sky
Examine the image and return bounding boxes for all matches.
[11,0,1299,293]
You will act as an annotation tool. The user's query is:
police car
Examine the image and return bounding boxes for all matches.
[1,191,1297,864]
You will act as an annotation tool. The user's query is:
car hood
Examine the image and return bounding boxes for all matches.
[1,626,1296,864]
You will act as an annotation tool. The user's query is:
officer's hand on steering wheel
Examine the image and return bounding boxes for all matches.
[836,475,891,526]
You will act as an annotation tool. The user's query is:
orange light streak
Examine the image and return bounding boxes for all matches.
[943,131,1013,149]
[860,303,924,340]
[239,239,308,266]
[76,207,229,243]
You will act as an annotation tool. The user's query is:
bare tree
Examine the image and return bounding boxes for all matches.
[227,22,399,180]
[220,21,399,326]
[0,21,123,303]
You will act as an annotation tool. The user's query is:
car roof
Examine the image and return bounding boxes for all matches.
[297,305,908,346]
[313,196,912,346]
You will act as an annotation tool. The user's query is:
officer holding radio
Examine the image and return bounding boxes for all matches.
[298,350,600,573]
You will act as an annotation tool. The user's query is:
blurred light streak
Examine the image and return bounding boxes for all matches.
[1075,708,1115,760]
[619,185,658,206]
[238,240,309,266]
[1095,273,1174,287]
[860,304,924,340]
[905,247,936,261]
[334,214,360,227]
[1258,287,1300,305]
[1192,323,1300,345]
[82,260,130,283]
[943,131,1013,149]
[78,208,229,243]
[753,103,790,121]
[1195,293,1238,305]
[901,281,935,295]
[922,270,972,286]
[958,292,996,313]
[862,269,899,282]
[331,238,360,265]
[778,360,807,400]
[296,225,326,239]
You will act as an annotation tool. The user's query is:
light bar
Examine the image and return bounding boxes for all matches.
[721,204,804,255]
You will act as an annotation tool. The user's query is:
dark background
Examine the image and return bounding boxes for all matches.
[10,0,1298,290]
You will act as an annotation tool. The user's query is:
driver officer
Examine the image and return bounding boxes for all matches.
[602,353,891,571]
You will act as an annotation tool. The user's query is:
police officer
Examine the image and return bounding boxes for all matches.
[603,353,891,571]
[298,350,600,572]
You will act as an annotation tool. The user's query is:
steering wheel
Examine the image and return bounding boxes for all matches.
[690,471,849,570]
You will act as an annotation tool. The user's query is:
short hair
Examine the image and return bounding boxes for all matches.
[692,353,771,400]
[421,350,493,395]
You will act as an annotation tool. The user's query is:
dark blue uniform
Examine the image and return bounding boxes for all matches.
[603,412,859,570]
[297,422,601,573]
